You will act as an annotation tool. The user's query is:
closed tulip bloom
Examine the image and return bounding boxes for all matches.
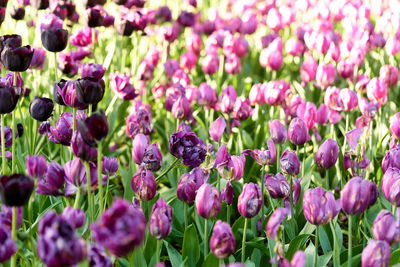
[57,80,88,109]
[202,53,219,75]
[131,166,156,201]
[366,77,387,105]
[381,167,400,206]
[269,120,287,144]
[371,210,400,245]
[177,10,195,27]
[71,130,98,161]
[77,111,109,147]
[341,177,375,215]
[361,239,390,267]
[390,113,400,140]
[380,65,398,88]
[195,183,221,219]
[223,181,233,205]
[177,168,206,203]
[280,150,300,176]
[62,206,85,229]
[85,7,104,27]
[49,112,75,146]
[339,89,358,111]
[266,207,289,240]
[303,187,340,225]
[225,55,241,74]
[316,63,335,89]
[238,183,262,218]
[88,244,112,267]
[209,116,226,142]
[233,97,253,121]
[382,148,400,173]
[315,139,339,170]
[41,27,68,52]
[0,174,34,206]
[264,173,289,199]
[149,198,172,239]
[109,72,137,100]
[29,96,54,121]
[75,77,105,105]
[316,104,329,125]
[142,143,162,171]
[132,134,149,165]
[210,220,235,259]
[288,118,309,146]
[81,63,105,80]
[36,161,65,196]
[219,85,237,114]
[197,83,217,107]
[102,156,118,174]
[296,102,317,129]
[92,198,146,257]
[1,45,34,72]
[300,56,317,83]
[29,47,46,70]
[26,155,47,179]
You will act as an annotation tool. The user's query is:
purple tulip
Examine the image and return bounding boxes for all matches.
[26,155,48,179]
[288,118,309,146]
[1,44,34,72]
[29,47,46,70]
[132,134,149,165]
[169,130,206,168]
[345,128,362,151]
[300,56,317,83]
[29,96,54,122]
[223,181,233,205]
[380,65,398,88]
[366,77,387,105]
[36,161,65,196]
[316,104,329,125]
[149,198,172,239]
[264,80,290,106]
[292,178,302,204]
[339,89,358,111]
[269,120,287,144]
[382,148,400,174]
[361,239,390,267]
[243,140,276,166]
[315,139,339,170]
[71,130,98,161]
[316,63,336,88]
[209,116,226,142]
[75,77,105,105]
[210,220,235,259]
[131,166,156,201]
[264,173,289,199]
[37,211,87,266]
[197,83,217,107]
[371,210,400,245]
[233,97,253,121]
[266,207,289,240]
[49,112,75,145]
[70,27,96,47]
[64,158,98,197]
[57,80,88,109]
[195,183,221,219]
[0,174,34,206]
[125,100,153,138]
[88,244,112,267]
[341,177,376,215]
[109,72,137,100]
[142,143,162,171]
[0,227,16,263]
[177,167,206,203]
[280,150,300,176]
[0,205,23,230]
[92,199,146,257]
[102,156,118,174]
[62,206,85,229]
[303,187,340,225]
[81,63,105,80]
[238,183,262,218]
[390,112,400,140]
[219,86,237,113]
[382,167,400,206]
[296,102,317,130]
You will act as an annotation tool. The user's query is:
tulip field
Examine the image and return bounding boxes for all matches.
[1,0,400,266]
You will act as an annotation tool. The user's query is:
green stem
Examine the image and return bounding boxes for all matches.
[393,205,397,216]
[97,142,103,217]
[289,175,295,220]
[204,219,208,259]
[301,145,306,177]
[11,107,15,173]
[88,104,92,117]
[156,239,162,263]
[348,216,352,267]
[330,220,340,267]
[1,114,6,174]
[276,145,280,172]
[84,161,94,223]
[219,258,222,267]
[92,28,96,57]
[260,166,265,228]
[103,175,111,212]
[72,108,76,133]
[241,218,248,262]
[155,158,179,181]
[73,187,81,209]
[314,226,319,267]
[10,206,17,267]
[226,205,230,223]
[54,52,58,83]
[184,202,188,228]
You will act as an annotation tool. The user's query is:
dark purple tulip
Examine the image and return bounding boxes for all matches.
[102,156,118,174]
[75,77,105,105]
[315,138,339,170]
[89,244,112,267]
[83,0,106,7]
[29,47,46,70]
[195,183,221,219]
[26,155,47,179]
[0,0,7,8]
[56,80,88,109]
[0,174,34,206]
[223,181,233,205]
[92,198,146,257]
[153,6,172,23]
[1,45,33,72]
[0,227,16,263]
[142,143,162,171]
[77,110,109,147]
[177,11,195,27]
[31,0,49,9]
[266,207,290,240]
[341,177,375,215]
[149,198,172,239]
[169,130,206,168]
[64,158,98,196]
[57,53,79,77]
[38,211,87,266]
[131,166,156,201]
[243,140,276,166]
[0,125,15,149]
[209,116,226,142]
[41,28,69,52]
[280,150,300,176]
[71,130,98,161]
[371,210,400,245]
[36,161,65,196]
[81,63,105,81]
[10,6,25,20]
[132,134,149,164]
[288,118,309,146]
[238,183,262,218]
[53,79,66,105]
[0,86,19,114]
[210,220,235,259]
[29,96,54,122]
[86,7,104,27]
[382,147,400,173]
[0,205,22,230]
[303,187,340,225]
[0,35,21,52]
[269,120,287,144]
[125,100,153,138]
[361,239,390,267]
[177,167,206,203]
[62,206,85,229]
[49,112,74,145]
[382,167,400,206]
[264,173,289,199]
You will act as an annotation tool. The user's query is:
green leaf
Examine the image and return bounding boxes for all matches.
[286,234,311,261]
[182,224,200,267]
[201,253,219,267]
[319,226,332,253]
[389,248,400,266]
[164,241,183,267]
[246,238,269,256]
[133,249,147,267]
[143,234,158,263]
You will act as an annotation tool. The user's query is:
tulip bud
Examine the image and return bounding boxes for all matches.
[209,116,226,142]
[71,130,97,161]
[26,155,47,179]
[132,134,149,165]
[264,173,289,199]
[382,148,400,174]
[109,72,137,100]
[288,118,309,146]
[210,220,235,259]
[316,63,336,88]
[177,11,195,27]
[316,104,329,125]
[300,56,317,83]
[380,65,398,88]
[131,166,156,201]
[390,113,400,140]
[371,210,400,245]
[197,83,217,107]
[62,207,85,229]
[315,139,339,170]
[149,198,172,239]
[280,150,300,176]
[341,177,375,215]
[202,53,219,75]
[266,207,289,240]
[195,183,221,219]
[381,167,400,206]
[36,161,65,196]
[75,78,105,105]
[29,96,54,122]
[29,47,46,70]
[223,181,233,205]
[1,45,34,72]
[303,187,340,225]
[269,120,287,144]
[0,174,34,206]
[77,111,109,147]
[238,183,262,218]
[361,239,390,267]
[142,143,162,171]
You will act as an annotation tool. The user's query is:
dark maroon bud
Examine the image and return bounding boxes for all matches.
[177,11,195,27]
[31,0,49,9]
[41,29,69,52]
[0,174,34,206]
[17,123,23,137]
[0,35,21,53]
[0,86,19,114]
[53,79,66,105]
[154,6,171,23]
[10,6,25,20]
[75,78,105,105]
[1,45,34,72]
[129,0,145,7]
[76,110,108,147]
[0,0,7,8]
[29,96,54,122]
[0,8,5,25]
[83,0,106,7]
[86,8,104,28]
[113,0,127,4]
